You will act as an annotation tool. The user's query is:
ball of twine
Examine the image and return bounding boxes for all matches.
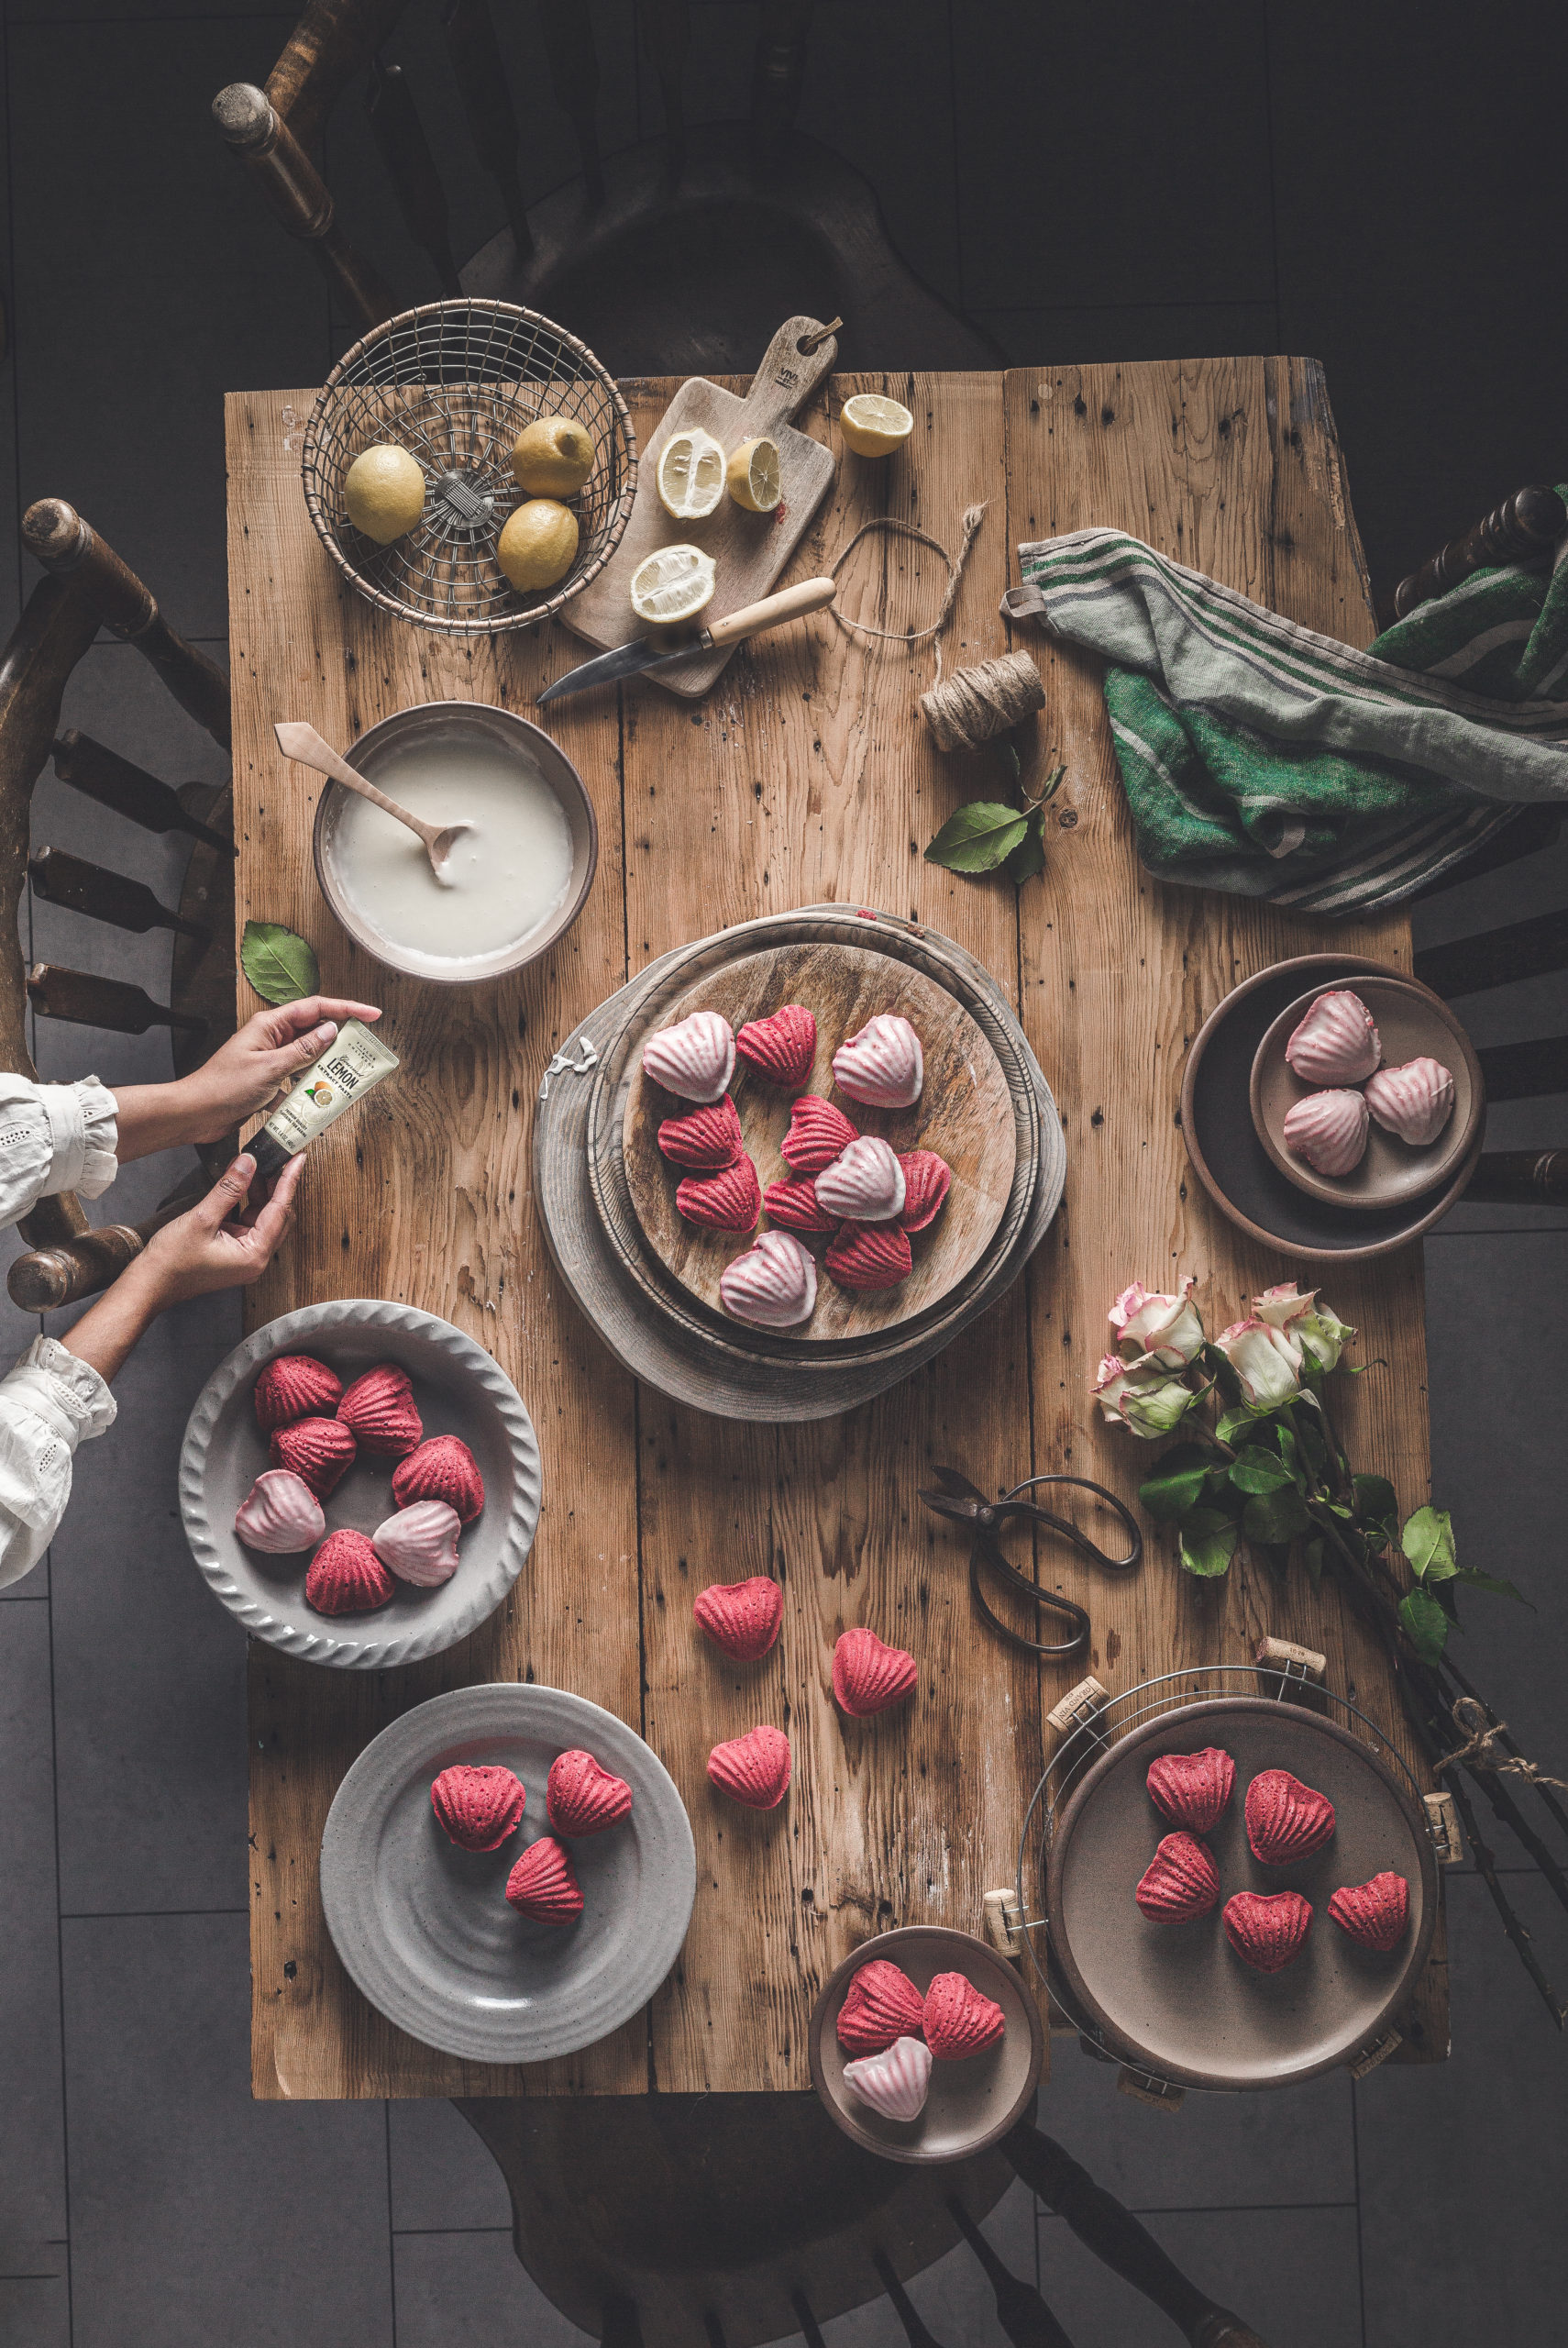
[920,649,1046,754]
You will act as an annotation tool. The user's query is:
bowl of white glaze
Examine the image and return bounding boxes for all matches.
[312,699,598,984]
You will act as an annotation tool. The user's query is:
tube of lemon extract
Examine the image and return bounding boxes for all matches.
[248,1018,400,1180]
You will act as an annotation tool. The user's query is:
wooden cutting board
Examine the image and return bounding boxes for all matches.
[562,315,840,697]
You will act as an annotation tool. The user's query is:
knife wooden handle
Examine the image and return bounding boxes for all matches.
[706,576,836,650]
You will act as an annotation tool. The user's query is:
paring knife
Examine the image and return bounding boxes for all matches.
[537,576,837,705]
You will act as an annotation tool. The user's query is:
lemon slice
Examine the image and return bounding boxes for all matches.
[630,543,717,626]
[840,393,914,459]
[726,436,782,514]
[657,427,726,520]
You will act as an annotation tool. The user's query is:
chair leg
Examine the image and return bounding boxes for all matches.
[1003,2120,1268,2348]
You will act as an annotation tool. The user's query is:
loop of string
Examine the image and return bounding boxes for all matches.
[1439,1695,1568,1790]
[829,502,988,681]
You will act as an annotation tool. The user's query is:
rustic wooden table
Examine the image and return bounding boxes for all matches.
[227,358,1445,2100]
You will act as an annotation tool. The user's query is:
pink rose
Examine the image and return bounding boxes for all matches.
[1094,1352,1197,1438]
[1215,1317,1303,1409]
[1109,1277,1204,1368]
[1252,1283,1353,1373]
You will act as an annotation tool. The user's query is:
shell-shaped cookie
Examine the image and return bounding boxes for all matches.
[922,1971,1006,2060]
[762,1175,837,1235]
[657,1094,745,1169]
[641,1011,736,1102]
[706,1724,791,1810]
[814,1135,907,1224]
[430,1764,525,1851]
[735,1003,817,1088]
[676,1153,761,1233]
[1245,1768,1336,1865]
[1135,1831,1220,1921]
[719,1230,816,1328]
[547,1748,633,1836]
[1146,1746,1236,1833]
[504,1834,583,1923]
[234,1468,326,1555]
[1282,1087,1369,1177]
[392,1435,485,1523]
[780,1095,859,1174]
[337,1361,424,1456]
[270,1414,357,1499]
[1364,1057,1454,1147]
[842,2035,933,2123]
[1223,1888,1312,1973]
[835,1958,927,2055]
[252,1353,343,1433]
[832,1627,918,1718]
[1327,1870,1409,1953]
[304,1527,395,1616]
[898,1150,952,1233]
[823,1221,912,1292]
[371,1500,462,1587]
[832,1013,924,1109]
[692,1575,783,1660]
[1284,989,1381,1084]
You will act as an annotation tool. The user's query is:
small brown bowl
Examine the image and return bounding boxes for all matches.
[808,1925,1043,2165]
[312,700,597,986]
[1251,976,1484,1211]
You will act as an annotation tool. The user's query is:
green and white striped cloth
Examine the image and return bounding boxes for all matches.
[1002,512,1568,913]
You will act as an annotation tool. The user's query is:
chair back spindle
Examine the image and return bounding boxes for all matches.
[636,0,690,175]
[28,848,210,943]
[366,58,461,296]
[213,82,398,332]
[540,0,605,205]
[440,0,532,257]
[51,730,232,851]
[1394,483,1566,619]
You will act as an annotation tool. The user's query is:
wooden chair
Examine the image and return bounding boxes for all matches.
[0,500,236,1312]
[212,0,1002,376]
[457,2091,1267,2345]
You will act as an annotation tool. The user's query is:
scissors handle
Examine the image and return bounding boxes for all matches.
[921,1469,1143,1660]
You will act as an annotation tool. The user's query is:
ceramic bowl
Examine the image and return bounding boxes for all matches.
[1250,975,1483,1211]
[179,1299,541,1668]
[311,699,598,984]
[808,1925,1043,2165]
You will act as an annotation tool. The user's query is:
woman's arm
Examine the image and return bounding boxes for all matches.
[112,996,381,1161]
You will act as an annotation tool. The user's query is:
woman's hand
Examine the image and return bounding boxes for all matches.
[61,1154,304,1384]
[114,998,381,1158]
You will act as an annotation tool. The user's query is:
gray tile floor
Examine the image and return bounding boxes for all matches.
[1,3,1565,2342]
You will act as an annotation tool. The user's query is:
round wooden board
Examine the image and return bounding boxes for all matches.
[619,943,1016,1342]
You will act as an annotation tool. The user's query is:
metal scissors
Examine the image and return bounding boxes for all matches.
[918,1467,1143,1659]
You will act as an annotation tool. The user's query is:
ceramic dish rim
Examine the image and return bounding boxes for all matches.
[318,1680,696,2064]
[1043,1696,1440,2092]
[1248,974,1484,1211]
[807,1923,1045,2165]
[178,1297,542,1669]
[1181,953,1485,1264]
[310,698,599,985]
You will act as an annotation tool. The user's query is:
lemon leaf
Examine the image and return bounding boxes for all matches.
[241,920,319,1006]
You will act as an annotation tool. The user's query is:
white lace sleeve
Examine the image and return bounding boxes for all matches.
[0,1073,119,1224]
[0,1336,117,1589]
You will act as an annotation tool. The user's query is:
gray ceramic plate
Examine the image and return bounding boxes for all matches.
[809,1926,1044,2165]
[1045,1699,1438,2090]
[1251,976,1483,1210]
[179,1299,541,1668]
[320,1682,695,2064]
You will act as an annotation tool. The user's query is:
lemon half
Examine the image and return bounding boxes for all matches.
[726,436,782,514]
[840,393,914,459]
[344,444,425,544]
[657,427,726,521]
[513,415,596,496]
[498,499,580,593]
[630,543,717,626]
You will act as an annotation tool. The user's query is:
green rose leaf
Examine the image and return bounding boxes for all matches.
[1354,1474,1400,1546]
[1179,1507,1239,1578]
[1228,1446,1296,1494]
[1303,1534,1325,1584]
[1005,805,1047,885]
[923,802,1030,873]
[1398,1586,1450,1663]
[1452,1565,1532,1607]
[1138,1444,1212,1523]
[1242,1485,1312,1545]
[241,919,320,1006]
[1216,1405,1261,1445]
[1402,1504,1457,1582]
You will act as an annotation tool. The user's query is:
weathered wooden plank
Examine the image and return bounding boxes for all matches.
[1002,356,1444,2059]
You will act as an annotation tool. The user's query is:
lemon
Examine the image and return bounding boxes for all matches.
[343,444,425,544]
[726,436,781,514]
[839,393,914,459]
[629,543,717,626]
[497,498,580,593]
[512,415,597,497]
[657,427,726,521]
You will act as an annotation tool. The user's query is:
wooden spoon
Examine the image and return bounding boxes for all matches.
[273,720,472,886]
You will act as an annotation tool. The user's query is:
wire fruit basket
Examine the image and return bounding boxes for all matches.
[301,300,637,637]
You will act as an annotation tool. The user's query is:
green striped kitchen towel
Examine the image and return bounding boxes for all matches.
[1001,513,1568,913]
